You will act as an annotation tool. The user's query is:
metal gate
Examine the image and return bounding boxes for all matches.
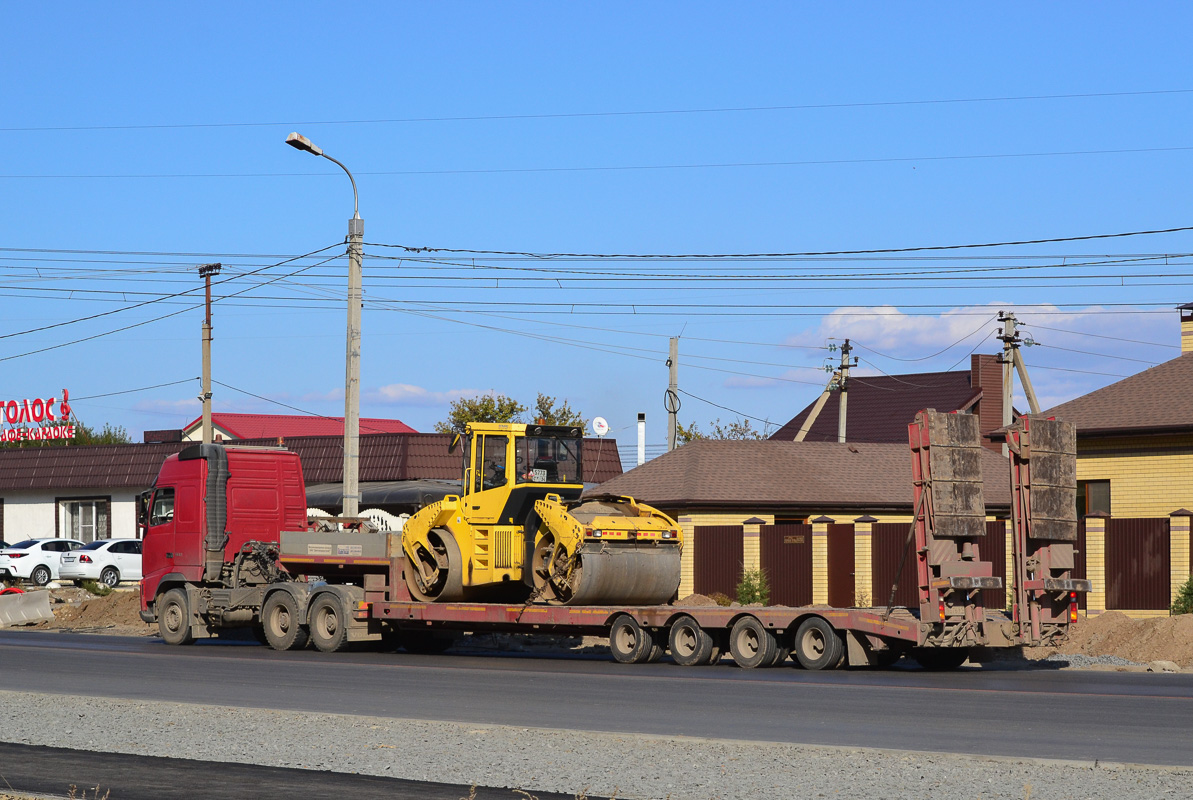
[1106,518,1170,610]
[871,523,918,608]
[827,523,855,607]
[1074,518,1087,610]
[693,525,743,599]
[759,524,813,606]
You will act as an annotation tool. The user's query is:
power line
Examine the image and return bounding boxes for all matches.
[211,380,406,436]
[7,145,1193,180]
[72,378,199,401]
[1022,321,1181,350]
[677,389,777,430]
[379,224,1193,260]
[5,87,1190,132]
[850,315,998,362]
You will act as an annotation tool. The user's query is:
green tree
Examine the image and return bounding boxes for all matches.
[676,417,768,444]
[1172,575,1193,615]
[532,393,587,429]
[434,394,527,435]
[736,567,771,605]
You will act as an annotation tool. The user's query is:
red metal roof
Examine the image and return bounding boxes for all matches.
[185,413,416,439]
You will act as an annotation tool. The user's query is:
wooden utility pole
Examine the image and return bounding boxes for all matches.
[198,263,221,445]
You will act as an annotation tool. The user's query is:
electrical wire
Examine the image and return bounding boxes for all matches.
[677,388,777,430]
[211,380,408,436]
[850,315,998,362]
[72,378,200,401]
[1022,321,1181,349]
[5,88,1191,132]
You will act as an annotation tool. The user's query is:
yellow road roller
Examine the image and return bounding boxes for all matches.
[400,422,683,605]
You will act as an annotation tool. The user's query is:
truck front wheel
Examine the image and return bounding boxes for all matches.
[158,588,195,646]
[262,592,309,651]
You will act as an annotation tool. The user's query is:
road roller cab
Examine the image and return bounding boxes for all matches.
[400,422,683,606]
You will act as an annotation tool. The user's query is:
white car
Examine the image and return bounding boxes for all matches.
[0,538,86,586]
[59,538,143,587]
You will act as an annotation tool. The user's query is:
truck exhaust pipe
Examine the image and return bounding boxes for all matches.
[180,443,230,582]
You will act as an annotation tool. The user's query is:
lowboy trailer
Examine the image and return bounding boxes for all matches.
[140,410,1088,670]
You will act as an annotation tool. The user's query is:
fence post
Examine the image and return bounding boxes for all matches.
[811,515,833,605]
[1170,509,1191,611]
[742,517,764,574]
[853,515,875,606]
[1085,512,1108,614]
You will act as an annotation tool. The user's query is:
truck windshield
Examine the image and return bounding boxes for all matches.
[515,436,582,485]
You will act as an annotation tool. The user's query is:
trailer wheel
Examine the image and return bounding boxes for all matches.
[609,615,654,664]
[729,616,777,669]
[309,594,350,653]
[793,617,843,671]
[261,591,309,651]
[668,615,716,666]
[158,588,194,646]
[912,647,969,671]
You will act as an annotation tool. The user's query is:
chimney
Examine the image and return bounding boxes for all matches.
[1181,303,1193,354]
[970,353,1005,452]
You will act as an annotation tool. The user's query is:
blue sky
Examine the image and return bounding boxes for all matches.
[2,4,1191,464]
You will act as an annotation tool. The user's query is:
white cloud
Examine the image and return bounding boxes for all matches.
[367,384,488,407]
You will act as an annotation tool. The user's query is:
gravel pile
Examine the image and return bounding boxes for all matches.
[0,690,1188,800]
[1045,653,1143,669]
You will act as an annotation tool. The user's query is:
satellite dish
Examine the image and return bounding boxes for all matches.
[592,416,609,437]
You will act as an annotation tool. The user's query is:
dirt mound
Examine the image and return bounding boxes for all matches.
[1053,611,1193,667]
[676,593,720,607]
[15,588,153,636]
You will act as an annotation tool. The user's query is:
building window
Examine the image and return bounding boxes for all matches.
[1077,480,1111,517]
[62,499,109,543]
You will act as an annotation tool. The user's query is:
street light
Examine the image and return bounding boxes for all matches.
[286,132,364,519]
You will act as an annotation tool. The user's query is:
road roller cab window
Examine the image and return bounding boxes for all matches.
[516,435,582,485]
[479,435,509,491]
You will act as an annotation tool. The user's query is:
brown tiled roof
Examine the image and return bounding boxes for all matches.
[591,439,1011,511]
[0,434,623,492]
[769,370,980,443]
[0,442,191,491]
[1043,353,1193,435]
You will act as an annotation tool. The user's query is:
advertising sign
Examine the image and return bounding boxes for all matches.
[0,389,75,442]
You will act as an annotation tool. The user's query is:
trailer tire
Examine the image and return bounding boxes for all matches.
[729,616,777,669]
[793,616,843,671]
[309,593,350,653]
[668,615,716,666]
[262,591,309,651]
[609,615,653,664]
[912,647,969,671]
[158,588,194,646]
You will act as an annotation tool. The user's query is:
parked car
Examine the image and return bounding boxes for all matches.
[59,538,143,587]
[0,538,86,586]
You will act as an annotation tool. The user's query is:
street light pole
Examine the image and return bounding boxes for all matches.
[286,132,364,518]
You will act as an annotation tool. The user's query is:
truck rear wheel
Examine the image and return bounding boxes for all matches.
[158,588,194,646]
[262,591,309,651]
[729,616,777,669]
[793,616,843,671]
[668,615,716,666]
[309,594,350,653]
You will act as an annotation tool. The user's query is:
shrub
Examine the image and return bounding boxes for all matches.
[81,579,114,598]
[1172,575,1193,615]
[735,567,770,606]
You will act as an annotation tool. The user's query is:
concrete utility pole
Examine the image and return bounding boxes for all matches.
[794,370,836,442]
[666,337,679,451]
[637,412,646,466]
[286,133,364,518]
[998,311,1042,455]
[198,262,221,445]
[837,338,855,443]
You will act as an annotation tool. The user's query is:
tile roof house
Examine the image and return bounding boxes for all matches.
[769,353,1008,451]
[180,412,416,441]
[1043,347,1193,519]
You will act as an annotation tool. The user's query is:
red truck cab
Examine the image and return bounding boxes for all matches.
[140,444,307,616]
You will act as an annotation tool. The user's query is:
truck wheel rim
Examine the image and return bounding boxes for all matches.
[673,625,697,657]
[736,628,759,658]
[801,629,826,658]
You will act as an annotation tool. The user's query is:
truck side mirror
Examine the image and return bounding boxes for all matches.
[136,491,151,532]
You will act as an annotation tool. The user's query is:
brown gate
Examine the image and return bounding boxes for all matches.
[1074,518,1087,610]
[827,524,855,607]
[759,524,813,606]
[1106,518,1170,610]
[982,520,1007,610]
[871,523,918,608]
[693,525,743,599]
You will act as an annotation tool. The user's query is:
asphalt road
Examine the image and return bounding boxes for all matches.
[2,631,1191,767]
[0,741,580,800]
